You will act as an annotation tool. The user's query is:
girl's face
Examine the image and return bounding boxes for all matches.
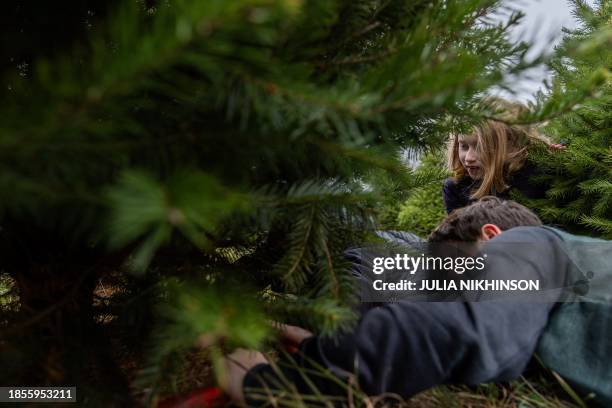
[458,134,483,180]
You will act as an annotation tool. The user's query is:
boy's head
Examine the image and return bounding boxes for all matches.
[428,196,542,243]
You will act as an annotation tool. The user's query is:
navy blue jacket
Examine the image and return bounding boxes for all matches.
[443,161,548,214]
[243,227,573,405]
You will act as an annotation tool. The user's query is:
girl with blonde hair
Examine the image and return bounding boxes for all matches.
[443,99,562,214]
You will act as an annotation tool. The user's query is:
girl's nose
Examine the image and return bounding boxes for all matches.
[465,149,477,163]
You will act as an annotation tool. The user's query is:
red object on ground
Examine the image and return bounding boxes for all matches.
[158,386,228,408]
[281,340,299,355]
[159,342,299,407]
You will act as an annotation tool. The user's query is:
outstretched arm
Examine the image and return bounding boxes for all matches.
[238,300,552,406]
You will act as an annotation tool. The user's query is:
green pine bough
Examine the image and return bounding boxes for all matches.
[0,0,607,404]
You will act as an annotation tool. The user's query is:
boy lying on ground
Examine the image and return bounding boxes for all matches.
[215,197,587,406]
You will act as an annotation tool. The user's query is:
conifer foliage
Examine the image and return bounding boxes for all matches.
[530,0,611,238]
[396,152,447,236]
[0,0,554,403]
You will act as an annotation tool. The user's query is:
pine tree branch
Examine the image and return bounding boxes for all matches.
[316,48,396,68]
[282,206,315,283]
[351,21,382,39]
[321,240,339,301]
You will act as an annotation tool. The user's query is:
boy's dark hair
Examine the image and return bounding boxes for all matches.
[428,196,542,242]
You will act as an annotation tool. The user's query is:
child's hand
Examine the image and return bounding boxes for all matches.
[548,143,566,151]
[219,348,268,406]
[271,321,314,348]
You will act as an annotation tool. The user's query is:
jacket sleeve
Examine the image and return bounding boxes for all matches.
[508,161,549,200]
[442,178,465,214]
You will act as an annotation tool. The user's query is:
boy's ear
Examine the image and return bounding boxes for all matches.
[480,224,502,240]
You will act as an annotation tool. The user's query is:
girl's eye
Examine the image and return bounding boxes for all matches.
[459,143,469,150]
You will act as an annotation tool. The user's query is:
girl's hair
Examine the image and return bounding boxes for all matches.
[447,98,549,199]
